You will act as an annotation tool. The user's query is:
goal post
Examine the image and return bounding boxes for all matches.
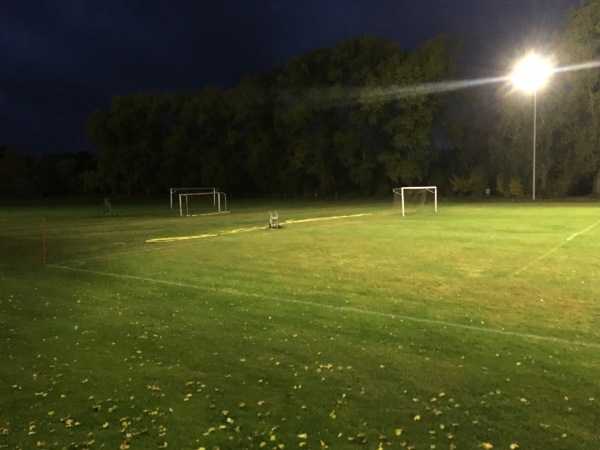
[392,186,437,217]
[179,191,228,217]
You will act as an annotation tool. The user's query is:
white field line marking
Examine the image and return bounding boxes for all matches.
[145,213,371,243]
[516,218,600,275]
[566,219,600,241]
[48,264,600,350]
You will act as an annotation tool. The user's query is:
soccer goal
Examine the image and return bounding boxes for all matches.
[392,186,437,217]
[179,191,228,217]
[169,187,220,210]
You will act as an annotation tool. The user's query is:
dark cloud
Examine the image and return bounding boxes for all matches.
[1,0,579,155]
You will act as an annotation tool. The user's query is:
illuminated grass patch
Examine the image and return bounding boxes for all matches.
[1,200,599,448]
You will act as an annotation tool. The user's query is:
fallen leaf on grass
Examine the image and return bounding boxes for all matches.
[62,417,79,428]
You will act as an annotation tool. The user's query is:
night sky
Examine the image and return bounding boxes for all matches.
[1,0,580,156]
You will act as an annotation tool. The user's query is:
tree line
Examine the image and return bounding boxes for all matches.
[86,34,460,197]
[2,1,598,199]
[0,146,96,198]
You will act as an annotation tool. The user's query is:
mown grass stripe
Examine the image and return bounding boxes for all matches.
[48,263,600,350]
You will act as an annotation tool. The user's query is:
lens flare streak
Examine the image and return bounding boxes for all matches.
[287,59,598,106]
[553,59,600,74]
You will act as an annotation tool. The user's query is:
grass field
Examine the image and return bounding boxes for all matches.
[1,198,599,449]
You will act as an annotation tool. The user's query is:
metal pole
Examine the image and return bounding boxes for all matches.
[401,188,406,217]
[532,92,537,200]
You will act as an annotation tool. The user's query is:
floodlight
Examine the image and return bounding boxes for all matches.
[511,53,553,94]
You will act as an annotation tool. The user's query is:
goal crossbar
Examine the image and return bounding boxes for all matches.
[392,186,437,217]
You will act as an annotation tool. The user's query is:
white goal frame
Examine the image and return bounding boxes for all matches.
[170,187,219,210]
[179,191,228,217]
[392,186,437,217]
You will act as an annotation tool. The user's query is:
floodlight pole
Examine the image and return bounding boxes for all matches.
[510,52,552,200]
[532,92,537,200]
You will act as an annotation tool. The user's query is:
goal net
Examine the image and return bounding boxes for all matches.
[179,191,228,216]
[392,186,437,217]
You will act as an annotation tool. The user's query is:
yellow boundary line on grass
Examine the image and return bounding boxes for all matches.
[145,213,371,243]
[282,213,371,224]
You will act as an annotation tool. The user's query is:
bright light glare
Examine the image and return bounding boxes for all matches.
[283,58,600,107]
[511,53,553,93]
